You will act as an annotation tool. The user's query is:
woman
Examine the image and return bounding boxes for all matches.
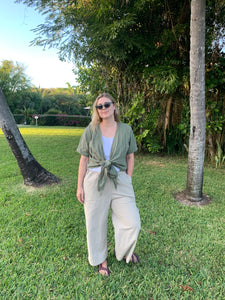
[76,93,141,276]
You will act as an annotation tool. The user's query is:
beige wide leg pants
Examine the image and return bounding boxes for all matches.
[83,170,141,266]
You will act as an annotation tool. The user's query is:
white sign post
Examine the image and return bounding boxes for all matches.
[34,115,39,126]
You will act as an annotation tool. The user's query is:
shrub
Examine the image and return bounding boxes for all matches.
[32,114,91,127]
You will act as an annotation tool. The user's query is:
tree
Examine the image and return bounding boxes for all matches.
[0,60,31,111]
[16,0,191,99]
[176,0,211,205]
[186,0,206,202]
[17,0,225,156]
[0,88,60,187]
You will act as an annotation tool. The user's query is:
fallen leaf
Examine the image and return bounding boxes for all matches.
[18,238,22,243]
[149,230,156,235]
[180,284,194,292]
[26,213,31,216]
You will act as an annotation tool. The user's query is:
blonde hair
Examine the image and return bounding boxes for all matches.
[91,93,120,129]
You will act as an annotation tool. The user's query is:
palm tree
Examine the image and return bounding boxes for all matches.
[19,106,34,125]
[186,0,206,202]
[0,88,60,187]
[176,0,211,205]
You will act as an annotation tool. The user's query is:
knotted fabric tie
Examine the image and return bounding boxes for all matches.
[98,160,118,192]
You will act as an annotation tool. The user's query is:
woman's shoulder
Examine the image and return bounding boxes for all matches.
[85,123,92,131]
[83,122,101,139]
[81,123,94,139]
[84,122,96,133]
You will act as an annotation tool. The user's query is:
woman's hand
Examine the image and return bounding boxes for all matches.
[77,186,85,204]
[126,153,134,177]
[77,155,89,204]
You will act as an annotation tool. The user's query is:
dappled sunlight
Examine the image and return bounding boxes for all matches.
[0,126,85,136]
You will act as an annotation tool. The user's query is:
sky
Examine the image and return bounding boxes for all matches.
[0,0,77,89]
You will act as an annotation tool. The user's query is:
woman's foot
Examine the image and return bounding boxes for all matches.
[98,260,111,277]
[114,250,140,264]
[130,253,139,263]
[124,253,140,264]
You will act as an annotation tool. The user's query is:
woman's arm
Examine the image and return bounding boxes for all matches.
[76,155,89,204]
[126,152,134,177]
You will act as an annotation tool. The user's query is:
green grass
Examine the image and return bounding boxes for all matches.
[0,126,224,299]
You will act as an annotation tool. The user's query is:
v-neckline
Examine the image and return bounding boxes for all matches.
[99,122,118,138]
[99,122,120,159]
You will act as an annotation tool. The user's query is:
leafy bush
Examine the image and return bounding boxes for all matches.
[125,93,162,153]
[215,140,225,168]
[13,114,25,124]
[34,114,91,127]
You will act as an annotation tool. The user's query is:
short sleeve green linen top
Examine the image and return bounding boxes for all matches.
[77,122,138,191]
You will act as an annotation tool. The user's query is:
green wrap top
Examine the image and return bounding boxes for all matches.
[77,122,137,191]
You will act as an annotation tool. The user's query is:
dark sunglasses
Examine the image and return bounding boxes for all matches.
[95,102,113,110]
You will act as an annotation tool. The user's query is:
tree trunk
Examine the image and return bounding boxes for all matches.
[163,96,173,147]
[0,88,60,187]
[185,0,206,201]
[207,135,215,161]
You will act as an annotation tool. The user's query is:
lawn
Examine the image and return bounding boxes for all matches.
[0,126,224,299]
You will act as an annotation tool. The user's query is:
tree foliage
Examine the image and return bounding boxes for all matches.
[0,60,31,110]
[16,0,225,161]
[0,59,89,124]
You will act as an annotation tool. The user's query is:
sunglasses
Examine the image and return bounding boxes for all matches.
[95,102,113,110]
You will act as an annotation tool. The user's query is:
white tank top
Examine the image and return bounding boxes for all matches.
[89,135,119,172]
[102,135,114,160]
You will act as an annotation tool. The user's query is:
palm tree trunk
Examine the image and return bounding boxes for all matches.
[185,0,206,201]
[0,88,60,187]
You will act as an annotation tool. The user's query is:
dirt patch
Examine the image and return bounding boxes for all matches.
[175,191,213,207]
[144,160,166,168]
[21,182,60,194]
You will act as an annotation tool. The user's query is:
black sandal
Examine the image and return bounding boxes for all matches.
[114,250,140,264]
[124,253,140,264]
[129,253,140,264]
[98,263,111,277]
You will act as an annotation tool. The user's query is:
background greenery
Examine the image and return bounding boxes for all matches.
[0,127,224,299]
[15,0,225,159]
[1,1,225,160]
[0,60,90,122]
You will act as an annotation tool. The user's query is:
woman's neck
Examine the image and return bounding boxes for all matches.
[100,118,117,128]
[100,119,117,138]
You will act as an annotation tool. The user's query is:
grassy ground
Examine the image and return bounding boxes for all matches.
[0,126,224,299]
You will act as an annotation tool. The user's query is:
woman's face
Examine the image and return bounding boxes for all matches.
[96,97,115,121]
